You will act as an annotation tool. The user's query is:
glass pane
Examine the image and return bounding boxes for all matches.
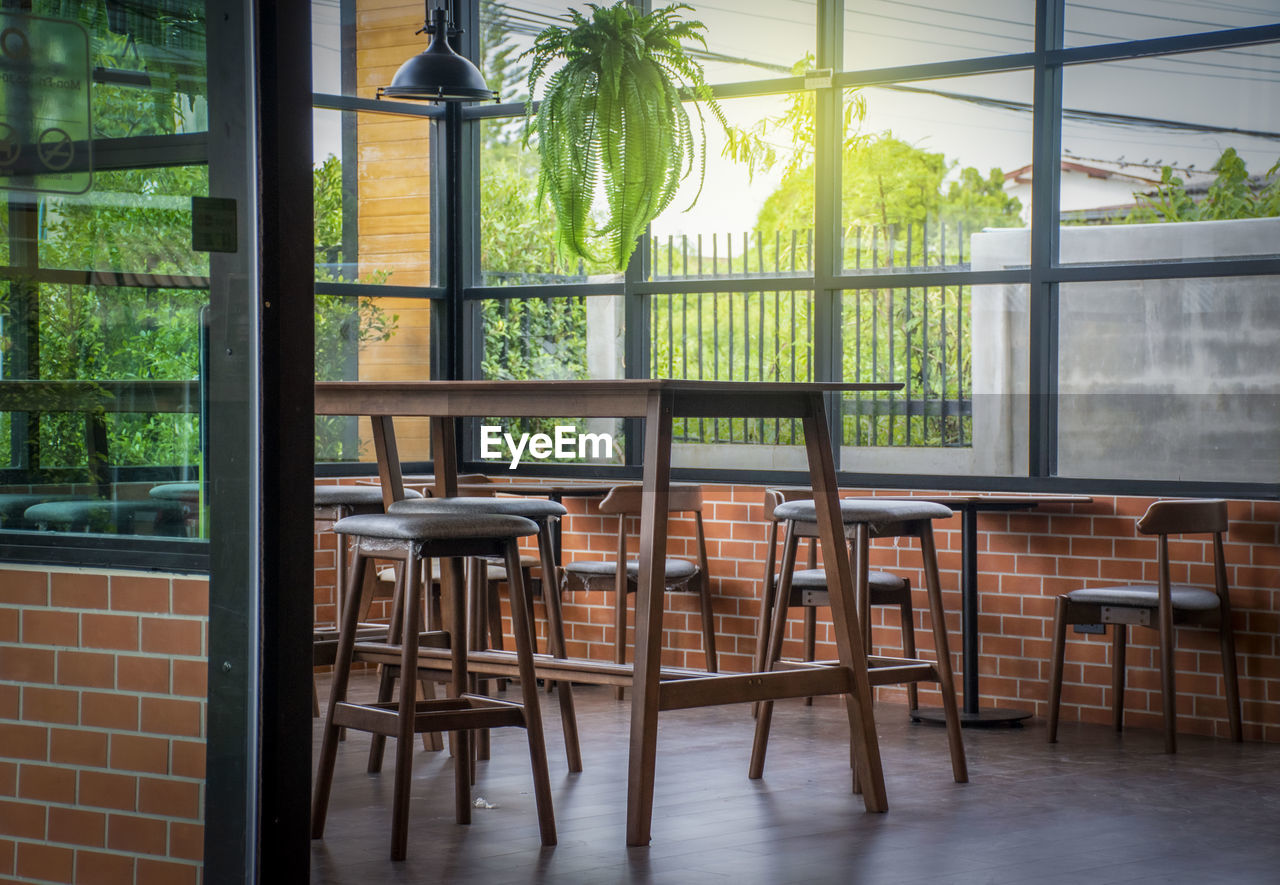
[84,0,208,136]
[0,282,207,538]
[843,71,1033,274]
[653,289,813,452]
[845,0,1033,70]
[313,108,433,287]
[1058,278,1280,483]
[39,166,210,276]
[315,293,433,464]
[476,294,625,467]
[479,0,606,103]
[1065,0,1277,48]
[683,0,814,84]
[1059,45,1280,264]
[841,283,1028,476]
[479,116,614,285]
[651,93,813,281]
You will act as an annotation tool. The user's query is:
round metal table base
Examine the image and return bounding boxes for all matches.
[910,706,1033,727]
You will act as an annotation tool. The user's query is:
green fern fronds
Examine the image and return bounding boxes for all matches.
[523,2,726,270]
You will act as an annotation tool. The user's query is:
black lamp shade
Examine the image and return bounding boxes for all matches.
[381,8,494,102]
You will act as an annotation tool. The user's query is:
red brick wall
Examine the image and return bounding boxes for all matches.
[312,484,1279,743]
[0,568,207,884]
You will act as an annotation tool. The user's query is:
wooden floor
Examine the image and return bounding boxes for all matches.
[311,673,1280,883]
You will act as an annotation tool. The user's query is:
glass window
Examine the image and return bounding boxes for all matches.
[1057,277,1280,483]
[314,108,434,287]
[650,93,813,281]
[844,0,1033,71]
[474,293,625,468]
[1059,45,1280,263]
[841,283,1027,477]
[683,0,814,84]
[843,71,1033,274]
[1065,0,1278,48]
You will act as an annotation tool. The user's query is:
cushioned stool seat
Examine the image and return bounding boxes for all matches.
[149,482,201,504]
[24,499,186,535]
[389,495,566,520]
[786,568,905,591]
[0,494,91,529]
[1066,584,1221,611]
[564,557,699,585]
[773,498,954,527]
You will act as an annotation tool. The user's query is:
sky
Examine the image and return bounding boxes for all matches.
[311,0,1280,235]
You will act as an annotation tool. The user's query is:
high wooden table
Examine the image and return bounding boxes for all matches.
[315,379,898,846]
[890,494,1093,726]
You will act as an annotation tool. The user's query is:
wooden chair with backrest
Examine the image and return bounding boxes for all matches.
[562,484,717,697]
[1046,498,1241,753]
[755,488,918,711]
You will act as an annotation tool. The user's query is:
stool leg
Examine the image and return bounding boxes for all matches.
[899,581,919,712]
[1112,623,1126,732]
[920,524,966,783]
[471,559,491,765]
[613,561,629,702]
[1047,596,1068,743]
[367,563,407,773]
[504,542,557,846]
[312,547,370,839]
[389,551,422,862]
[751,520,780,719]
[443,556,473,825]
[802,607,817,706]
[538,519,582,773]
[750,524,800,779]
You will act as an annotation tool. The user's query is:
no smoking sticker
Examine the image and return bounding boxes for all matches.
[0,13,92,194]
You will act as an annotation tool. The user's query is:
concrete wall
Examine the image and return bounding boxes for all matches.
[971,216,1280,483]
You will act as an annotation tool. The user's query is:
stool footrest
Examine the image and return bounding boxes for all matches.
[773,656,940,687]
[353,633,452,664]
[332,695,528,736]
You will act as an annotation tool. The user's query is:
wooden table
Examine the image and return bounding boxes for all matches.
[315,379,899,846]
[889,495,1093,726]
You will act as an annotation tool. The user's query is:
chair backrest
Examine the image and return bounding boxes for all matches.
[763,487,811,522]
[599,484,702,515]
[1137,499,1228,536]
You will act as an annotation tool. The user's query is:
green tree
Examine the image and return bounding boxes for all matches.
[1126,148,1280,223]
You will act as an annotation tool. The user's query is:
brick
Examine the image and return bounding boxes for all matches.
[109,734,170,775]
[170,741,205,781]
[140,618,203,656]
[171,659,208,699]
[0,837,10,875]
[20,608,78,647]
[49,728,108,768]
[49,572,108,609]
[47,807,106,848]
[170,580,209,617]
[18,763,75,804]
[0,798,46,839]
[115,655,170,695]
[107,576,170,613]
[139,777,200,819]
[0,569,48,606]
[56,651,115,688]
[140,698,202,738]
[0,724,47,762]
[136,858,199,885]
[80,613,140,652]
[78,771,137,812]
[107,813,167,855]
[0,606,16,642]
[0,684,16,720]
[15,840,73,883]
[81,692,139,731]
[0,762,13,797]
[168,821,203,862]
[73,849,134,884]
[21,687,79,725]
[0,646,56,683]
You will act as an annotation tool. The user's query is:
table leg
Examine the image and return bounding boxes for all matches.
[625,390,673,846]
[370,415,406,507]
[802,395,887,812]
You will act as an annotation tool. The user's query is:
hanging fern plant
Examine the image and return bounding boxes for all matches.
[523,2,726,270]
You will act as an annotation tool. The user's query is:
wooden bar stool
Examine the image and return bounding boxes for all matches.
[387,495,582,773]
[755,488,918,711]
[310,509,556,860]
[751,498,966,786]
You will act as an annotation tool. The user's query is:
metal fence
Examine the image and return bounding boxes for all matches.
[648,221,973,448]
